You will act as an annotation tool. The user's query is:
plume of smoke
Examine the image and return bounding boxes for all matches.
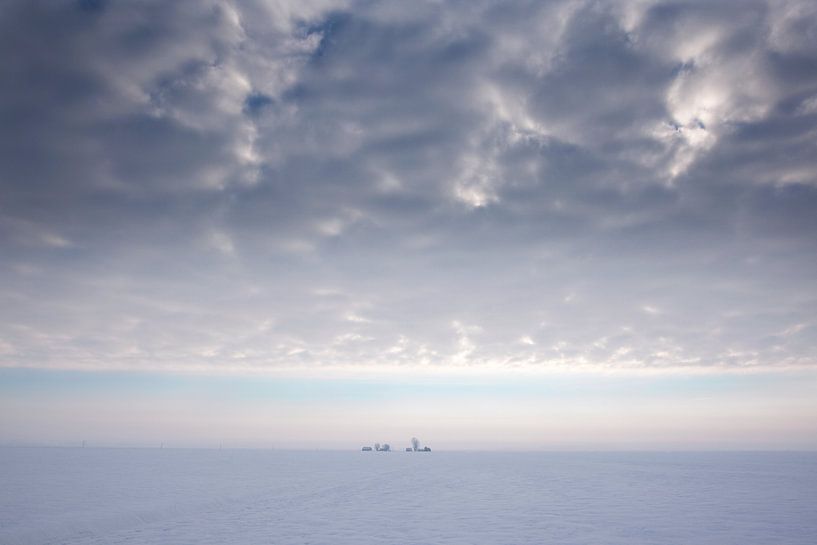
[411,437,420,451]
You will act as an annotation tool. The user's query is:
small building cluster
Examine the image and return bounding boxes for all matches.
[361,437,431,452]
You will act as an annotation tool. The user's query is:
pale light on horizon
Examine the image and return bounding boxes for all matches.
[1,0,817,451]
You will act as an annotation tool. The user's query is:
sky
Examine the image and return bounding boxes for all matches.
[1,0,817,449]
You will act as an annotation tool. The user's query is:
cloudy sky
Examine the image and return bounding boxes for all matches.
[1,0,817,449]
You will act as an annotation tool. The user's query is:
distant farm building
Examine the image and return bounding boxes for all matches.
[409,437,431,451]
[362,443,391,451]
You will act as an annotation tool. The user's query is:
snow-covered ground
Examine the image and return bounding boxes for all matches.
[1,448,815,545]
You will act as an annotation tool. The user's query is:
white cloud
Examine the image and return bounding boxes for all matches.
[519,336,536,346]
[207,230,235,255]
[640,305,661,316]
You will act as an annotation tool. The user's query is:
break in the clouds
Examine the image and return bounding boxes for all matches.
[1,0,816,373]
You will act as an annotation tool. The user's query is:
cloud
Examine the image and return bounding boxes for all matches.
[0,0,816,373]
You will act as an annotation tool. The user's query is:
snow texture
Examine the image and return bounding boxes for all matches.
[1,448,815,544]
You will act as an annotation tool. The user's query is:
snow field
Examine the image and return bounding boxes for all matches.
[1,448,815,545]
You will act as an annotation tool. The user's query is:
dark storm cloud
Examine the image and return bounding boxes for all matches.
[1,0,816,372]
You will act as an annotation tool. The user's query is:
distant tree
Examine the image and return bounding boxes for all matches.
[374,442,381,451]
[382,443,390,451]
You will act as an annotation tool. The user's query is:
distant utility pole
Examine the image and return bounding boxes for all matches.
[82,440,86,448]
